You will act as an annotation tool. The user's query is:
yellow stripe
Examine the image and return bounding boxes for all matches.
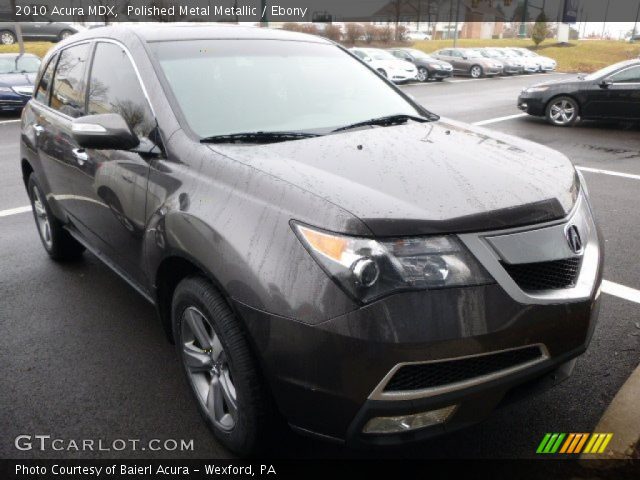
[584,433,599,453]
[574,433,589,453]
[560,433,575,453]
[590,434,606,453]
[597,434,613,453]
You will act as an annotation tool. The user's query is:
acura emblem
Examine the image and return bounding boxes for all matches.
[565,225,583,254]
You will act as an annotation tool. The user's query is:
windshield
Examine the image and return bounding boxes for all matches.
[369,50,395,61]
[407,49,432,60]
[0,56,41,74]
[583,61,637,81]
[151,40,422,138]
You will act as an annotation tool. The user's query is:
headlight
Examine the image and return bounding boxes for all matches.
[0,86,12,92]
[430,63,442,69]
[293,223,493,303]
[525,86,549,93]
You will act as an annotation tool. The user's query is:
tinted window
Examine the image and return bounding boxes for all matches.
[88,42,155,138]
[51,43,90,118]
[35,53,57,103]
[610,66,640,83]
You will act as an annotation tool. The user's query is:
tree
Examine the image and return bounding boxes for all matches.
[531,12,548,46]
[322,24,342,42]
[344,23,364,44]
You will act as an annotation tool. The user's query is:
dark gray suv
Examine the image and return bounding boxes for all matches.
[20,25,603,455]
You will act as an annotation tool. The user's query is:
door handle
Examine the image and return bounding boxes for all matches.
[33,124,44,136]
[72,148,88,166]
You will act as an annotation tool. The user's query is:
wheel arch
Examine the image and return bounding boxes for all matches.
[545,93,581,115]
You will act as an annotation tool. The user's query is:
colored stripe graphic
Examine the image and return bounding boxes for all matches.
[537,433,612,454]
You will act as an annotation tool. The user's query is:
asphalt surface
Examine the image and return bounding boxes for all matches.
[0,73,639,459]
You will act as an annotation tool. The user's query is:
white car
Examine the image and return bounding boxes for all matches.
[406,30,432,41]
[509,47,557,72]
[350,47,418,83]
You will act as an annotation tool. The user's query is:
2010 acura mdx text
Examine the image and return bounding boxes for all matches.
[20,25,603,455]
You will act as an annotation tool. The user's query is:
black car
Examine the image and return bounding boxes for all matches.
[518,59,640,126]
[0,53,40,111]
[0,21,77,45]
[389,48,453,82]
[21,25,602,455]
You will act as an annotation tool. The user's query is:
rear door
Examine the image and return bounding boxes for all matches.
[32,42,91,220]
[69,41,160,284]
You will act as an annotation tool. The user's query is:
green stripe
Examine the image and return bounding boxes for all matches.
[550,433,566,453]
[536,433,552,453]
[543,433,559,453]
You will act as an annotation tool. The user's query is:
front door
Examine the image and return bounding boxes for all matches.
[69,41,160,285]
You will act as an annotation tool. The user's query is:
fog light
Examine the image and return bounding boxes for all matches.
[362,405,457,434]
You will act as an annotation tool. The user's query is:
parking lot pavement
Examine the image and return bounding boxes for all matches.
[1,76,639,459]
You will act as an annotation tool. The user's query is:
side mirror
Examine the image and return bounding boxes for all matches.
[600,78,613,88]
[72,114,139,150]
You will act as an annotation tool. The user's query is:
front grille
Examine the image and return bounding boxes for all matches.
[502,257,582,291]
[384,346,544,392]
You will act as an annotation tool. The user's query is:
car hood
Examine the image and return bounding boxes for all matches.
[529,76,583,89]
[0,72,36,87]
[208,119,578,236]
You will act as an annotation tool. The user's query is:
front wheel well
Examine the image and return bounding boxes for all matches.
[155,256,203,343]
[545,94,581,114]
[21,159,34,187]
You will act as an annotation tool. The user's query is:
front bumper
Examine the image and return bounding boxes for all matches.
[503,66,525,74]
[237,194,603,445]
[431,68,453,79]
[0,92,29,111]
[517,92,547,116]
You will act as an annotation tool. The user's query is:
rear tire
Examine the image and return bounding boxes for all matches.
[57,30,73,42]
[172,277,277,456]
[0,30,16,45]
[545,96,579,127]
[27,175,85,261]
[470,65,483,78]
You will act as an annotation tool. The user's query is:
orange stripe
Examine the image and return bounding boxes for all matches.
[560,433,576,453]
[574,433,589,453]
[567,434,583,453]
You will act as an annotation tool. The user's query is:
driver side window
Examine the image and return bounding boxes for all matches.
[609,66,640,84]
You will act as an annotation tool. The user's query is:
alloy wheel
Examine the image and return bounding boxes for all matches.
[181,306,238,432]
[32,186,52,249]
[549,99,576,125]
[417,68,428,82]
[470,66,482,78]
[1,31,15,45]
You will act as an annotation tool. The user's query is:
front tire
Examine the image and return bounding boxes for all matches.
[27,175,85,261]
[172,277,275,456]
[417,67,429,82]
[545,96,579,127]
[0,30,16,45]
[470,65,483,78]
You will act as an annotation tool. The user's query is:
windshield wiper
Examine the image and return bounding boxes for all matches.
[332,114,432,133]
[200,131,320,144]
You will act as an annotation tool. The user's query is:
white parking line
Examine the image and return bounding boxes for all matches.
[602,280,640,305]
[472,113,528,126]
[0,119,20,125]
[0,205,30,217]
[576,166,640,182]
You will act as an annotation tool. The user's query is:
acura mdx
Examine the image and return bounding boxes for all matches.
[20,25,603,455]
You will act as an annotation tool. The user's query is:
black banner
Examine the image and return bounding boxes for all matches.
[1,459,639,480]
[0,0,638,23]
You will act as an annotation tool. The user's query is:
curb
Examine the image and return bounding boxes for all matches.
[581,362,640,461]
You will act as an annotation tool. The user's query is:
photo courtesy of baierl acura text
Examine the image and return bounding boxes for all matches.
[0,0,639,478]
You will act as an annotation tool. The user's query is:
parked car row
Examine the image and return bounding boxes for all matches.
[350,46,556,83]
[0,22,78,45]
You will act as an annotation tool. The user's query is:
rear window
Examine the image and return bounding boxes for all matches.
[35,54,57,104]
